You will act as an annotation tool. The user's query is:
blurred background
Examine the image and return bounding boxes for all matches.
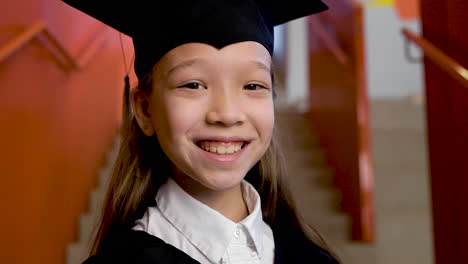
[1,0,467,263]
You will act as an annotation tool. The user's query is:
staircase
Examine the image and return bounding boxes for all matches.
[66,135,120,264]
[275,97,434,264]
[276,112,376,263]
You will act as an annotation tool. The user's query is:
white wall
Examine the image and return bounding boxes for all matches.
[278,4,425,103]
[364,7,424,99]
[284,17,310,110]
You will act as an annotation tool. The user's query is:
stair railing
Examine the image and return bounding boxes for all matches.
[308,16,350,66]
[0,20,110,71]
[402,28,468,89]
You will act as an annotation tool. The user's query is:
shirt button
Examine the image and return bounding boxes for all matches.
[234,225,242,238]
[251,251,257,257]
[234,229,241,238]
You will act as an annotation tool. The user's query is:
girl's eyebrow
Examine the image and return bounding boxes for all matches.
[166,58,271,76]
[250,60,271,74]
[166,58,201,76]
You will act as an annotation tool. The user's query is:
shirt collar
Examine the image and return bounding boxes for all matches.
[239,180,265,256]
[156,178,265,263]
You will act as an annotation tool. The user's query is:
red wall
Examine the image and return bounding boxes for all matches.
[0,0,134,262]
[421,0,468,263]
[307,0,374,242]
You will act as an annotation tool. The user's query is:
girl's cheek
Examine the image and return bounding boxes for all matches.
[247,99,275,138]
[249,97,274,119]
[160,95,205,138]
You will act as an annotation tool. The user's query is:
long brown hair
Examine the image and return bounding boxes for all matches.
[90,67,337,260]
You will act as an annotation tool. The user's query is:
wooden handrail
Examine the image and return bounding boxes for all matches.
[42,25,78,69]
[0,20,110,71]
[309,16,350,65]
[0,22,45,63]
[402,28,468,89]
[77,27,110,67]
[0,21,77,69]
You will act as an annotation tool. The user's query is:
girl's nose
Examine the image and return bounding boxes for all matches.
[205,90,246,127]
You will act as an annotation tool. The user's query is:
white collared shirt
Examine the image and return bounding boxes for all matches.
[133,178,275,264]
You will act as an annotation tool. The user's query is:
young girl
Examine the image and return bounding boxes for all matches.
[63,0,339,263]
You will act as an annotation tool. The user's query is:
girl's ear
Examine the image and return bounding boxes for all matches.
[131,88,155,136]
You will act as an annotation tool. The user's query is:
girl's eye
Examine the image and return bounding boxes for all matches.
[244,83,268,91]
[179,82,206,89]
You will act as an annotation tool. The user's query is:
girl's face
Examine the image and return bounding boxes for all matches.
[135,41,274,192]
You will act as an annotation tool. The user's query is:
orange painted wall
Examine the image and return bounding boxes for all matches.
[395,0,420,20]
[0,0,134,263]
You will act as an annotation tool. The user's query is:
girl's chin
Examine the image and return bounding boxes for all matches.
[171,167,247,193]
[198,175,245,191]
[188,170,248,192]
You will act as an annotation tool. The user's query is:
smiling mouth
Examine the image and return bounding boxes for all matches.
[195,141,248,155]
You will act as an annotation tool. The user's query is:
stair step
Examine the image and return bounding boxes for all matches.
[79,213,100,246]
[67,243,90,264]
[287,167,331,180]
[335,243,376,264]
[285,153,327,166]
[296,189,339,206]
[106,135,121,162]
[370,99,426,130]
[106,145,119,163]
[306,212,351,244]
[97,166,112,187]
[305,210,350,230]
[89,189,106,215]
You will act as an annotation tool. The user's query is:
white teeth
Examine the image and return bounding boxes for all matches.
[199,142,244,154]
[217,146,226,154]
[226,145,235,154]
[209,146,217,153]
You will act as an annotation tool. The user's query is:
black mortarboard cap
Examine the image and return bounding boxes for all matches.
[62,0,328,80]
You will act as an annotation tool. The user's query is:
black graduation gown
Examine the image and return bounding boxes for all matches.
[83,230,339,264]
